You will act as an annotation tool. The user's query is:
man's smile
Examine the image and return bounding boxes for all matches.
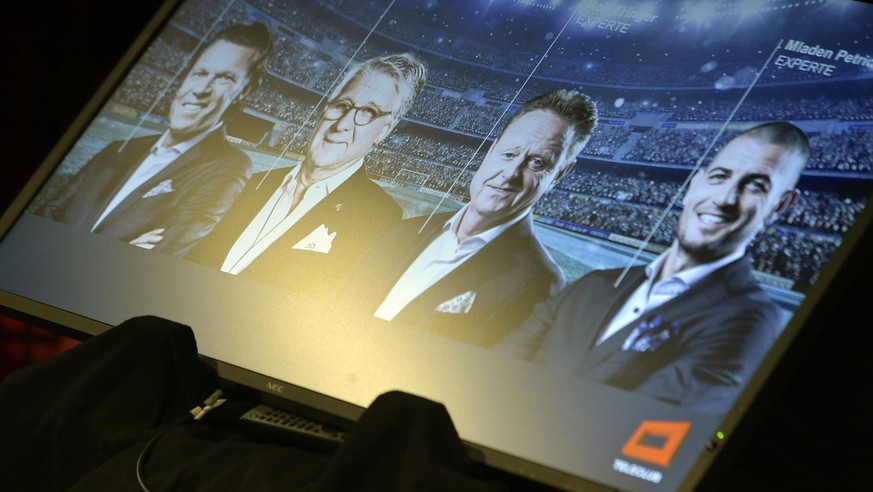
[485,181,518,194]
[697,211,732,225]
[323,133,348,145]
[178,101,207,112]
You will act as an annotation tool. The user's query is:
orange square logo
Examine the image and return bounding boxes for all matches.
[621,420,691,468]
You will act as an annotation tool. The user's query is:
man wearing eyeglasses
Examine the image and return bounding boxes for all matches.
[186,53,427,298]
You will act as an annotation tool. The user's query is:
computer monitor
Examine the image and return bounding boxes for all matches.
[2,0,872,490]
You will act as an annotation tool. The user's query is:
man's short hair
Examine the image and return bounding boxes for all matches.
[505,89,599,159]
[735,121,811,161]
[724,121,811,186]
[196,22,274,95]
[329,53,428,119]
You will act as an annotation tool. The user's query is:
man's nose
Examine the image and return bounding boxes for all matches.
[711,183,739,207]
[332,107,357,131]
[191,76,215,95]
[499,156,525,181]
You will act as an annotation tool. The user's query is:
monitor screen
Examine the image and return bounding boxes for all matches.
[1,0,872,490]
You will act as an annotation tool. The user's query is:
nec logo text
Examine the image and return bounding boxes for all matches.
[266,382,284,393]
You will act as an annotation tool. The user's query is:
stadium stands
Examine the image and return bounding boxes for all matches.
[98,0,871,292]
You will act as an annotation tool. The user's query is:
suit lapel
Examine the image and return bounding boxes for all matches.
[102,129,240,229]
[582,267,647,356]
[182,166,288,267]
[339,210,442,316]
[578,258,748,375]
[259,167,371,253]
[90,137,155,227]
[395,214,532,323]
[99,133,213,227]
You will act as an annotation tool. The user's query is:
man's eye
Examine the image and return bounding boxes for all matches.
[746,180,768,193]
[360,107,379,119]
[528,158,546,171]
[332,101,352,111]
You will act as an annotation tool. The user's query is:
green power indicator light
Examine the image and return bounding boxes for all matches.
[716,431,725,440]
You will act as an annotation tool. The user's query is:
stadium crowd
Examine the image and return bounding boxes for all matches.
[100,0,871,291]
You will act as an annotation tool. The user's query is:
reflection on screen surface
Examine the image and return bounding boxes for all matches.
[2,0,872,490]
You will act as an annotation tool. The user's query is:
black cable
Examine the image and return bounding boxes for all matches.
[135,389,225,492]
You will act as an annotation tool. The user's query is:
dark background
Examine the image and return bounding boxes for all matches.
[2,1,871,490]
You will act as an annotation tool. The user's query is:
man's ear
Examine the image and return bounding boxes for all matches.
[767,189,799,225]
[235,84,253,105]
[234,76,256,105]
[550,158,576,190]
[375,117,399,145]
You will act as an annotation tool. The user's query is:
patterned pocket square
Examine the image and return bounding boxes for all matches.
[621,315,680,352]
[435,290,476,314]
[142,179,175,198]
[292,224,336,253]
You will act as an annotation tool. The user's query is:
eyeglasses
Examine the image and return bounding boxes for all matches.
[322,99,393,126]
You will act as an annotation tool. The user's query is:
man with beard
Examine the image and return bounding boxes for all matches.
[499,122,810,415]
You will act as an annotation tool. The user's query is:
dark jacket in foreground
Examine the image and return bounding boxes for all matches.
[0,316,511,492]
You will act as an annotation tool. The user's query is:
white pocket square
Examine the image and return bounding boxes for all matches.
[142,179,175,198]
[435,290,476,314]
[292,224,336,254]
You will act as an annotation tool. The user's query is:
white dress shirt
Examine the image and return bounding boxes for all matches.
[374,206,529,321]
[596,247,746,345]
[92,123,220,230]
[221,159,363,274]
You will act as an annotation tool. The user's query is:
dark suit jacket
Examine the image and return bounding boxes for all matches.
[34,129,251,256]
[344,212,564,348]
[185,166,402,299]
[500,257,781,415]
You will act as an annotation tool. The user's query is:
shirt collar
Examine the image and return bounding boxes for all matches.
[153,121,223,156]
[443,205,528,247]
[281,158,364,193]
[645,246,746,289]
